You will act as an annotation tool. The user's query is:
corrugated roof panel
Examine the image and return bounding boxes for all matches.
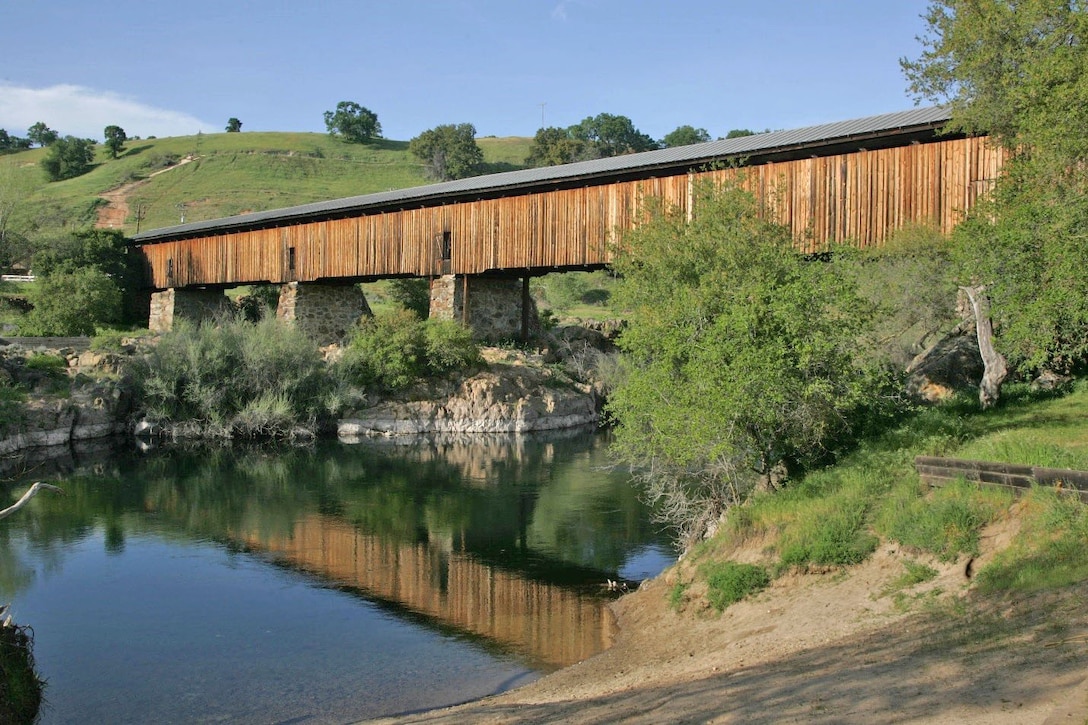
[133,106,951,242]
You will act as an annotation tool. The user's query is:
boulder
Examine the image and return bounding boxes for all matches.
[905,330,984,403]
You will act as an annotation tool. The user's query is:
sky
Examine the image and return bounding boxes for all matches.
[0,1,937,143]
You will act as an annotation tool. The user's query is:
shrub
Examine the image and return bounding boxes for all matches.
[423,318,481,372]
[20,268,122,335]
[336,309,427,390]
[701,561,770,611]
[133,314,328,437]
[335,310,480,391]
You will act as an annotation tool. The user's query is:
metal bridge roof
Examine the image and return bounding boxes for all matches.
[132,105,952,243]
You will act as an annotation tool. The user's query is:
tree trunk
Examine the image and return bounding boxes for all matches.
[961,285,1008,409]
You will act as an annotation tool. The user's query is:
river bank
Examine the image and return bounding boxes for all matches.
[369,514,1088,724]
[0,327,613,461]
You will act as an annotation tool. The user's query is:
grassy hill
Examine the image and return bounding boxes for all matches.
[1,132,534,238]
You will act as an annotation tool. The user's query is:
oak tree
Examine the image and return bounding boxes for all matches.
[662,125,711,147]
[103,125,127,158]
[323,101,382,143]
[409,123,483,181]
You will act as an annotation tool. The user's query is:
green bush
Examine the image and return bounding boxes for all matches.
[133,314,328,437]
[20,268,122,336]
[423,318,481,372]
[701,561,770,611]
[335,310,480,391]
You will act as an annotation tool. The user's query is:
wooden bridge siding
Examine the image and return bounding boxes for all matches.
[138,137,1007,289]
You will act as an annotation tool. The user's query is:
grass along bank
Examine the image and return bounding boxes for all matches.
[669,381,1088,613]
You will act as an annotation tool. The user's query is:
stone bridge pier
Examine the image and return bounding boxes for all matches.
[148,275,531,344]
[429,274,536,343]
[148,282,372,345]
[276,281,372,345]
[148,288,231,332]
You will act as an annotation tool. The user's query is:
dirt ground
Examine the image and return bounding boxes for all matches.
[365,518,1088,725]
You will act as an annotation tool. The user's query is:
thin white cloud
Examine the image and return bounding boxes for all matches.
[551,1,571,20]
[0,83,217,140]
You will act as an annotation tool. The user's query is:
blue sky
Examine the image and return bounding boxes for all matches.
[0,1,936,142]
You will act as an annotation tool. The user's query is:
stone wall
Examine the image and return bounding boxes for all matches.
[429,275,534,343]
[148,288,230,332]
[277,281,372,345]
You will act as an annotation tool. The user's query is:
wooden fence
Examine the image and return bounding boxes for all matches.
[914,456,1088,502]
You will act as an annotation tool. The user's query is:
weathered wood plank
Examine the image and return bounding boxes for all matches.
[914,456,1088,502]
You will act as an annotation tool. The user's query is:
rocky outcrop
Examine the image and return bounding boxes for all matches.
[338,351,599,437]
[905,325,985,403]
[0,342,135,457]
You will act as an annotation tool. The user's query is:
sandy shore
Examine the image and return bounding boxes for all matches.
[364,534,1088,724]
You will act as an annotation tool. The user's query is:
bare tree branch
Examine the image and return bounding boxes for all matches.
[0,482,65,520]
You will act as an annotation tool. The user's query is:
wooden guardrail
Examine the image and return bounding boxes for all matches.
[915,456,1088,503]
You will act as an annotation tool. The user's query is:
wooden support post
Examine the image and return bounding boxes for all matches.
[521,275,531,342]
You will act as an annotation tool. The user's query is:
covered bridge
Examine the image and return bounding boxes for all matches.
[131,106,1006,342]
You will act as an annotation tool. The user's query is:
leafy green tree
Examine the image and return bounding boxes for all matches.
[569,113,659,158]
[323,101,382,143]
[40,136,96,181]
[408,123,484,181]
[725,128,756,139]
[902,0,1088,161]
[903,1,1088,377]
[21,267,122,335]
[0,129,32,153]
[526,126,587,167]
[387,278,431,318]
[225,117,242,132]
[607,180,890,546]
[103,125,127,159]
[34,228,145,324]
[662,125,711,147]
[27,122,58,147]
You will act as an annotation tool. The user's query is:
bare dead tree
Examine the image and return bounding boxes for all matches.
[961,285,1008,409]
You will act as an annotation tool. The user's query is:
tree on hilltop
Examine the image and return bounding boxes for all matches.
[569,113,659,158]
[662,125,711,148]
[323,101,382,143]
[409,123,483,181]
[526,113,657,167]
[225,117,242,132]
[40,136,96,181]
[104,125,127,159]
[27,122,58,148]
[526,126,587,167]
[0,130,32,154]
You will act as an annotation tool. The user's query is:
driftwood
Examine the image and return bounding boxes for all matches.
[960,285,1008,409]
[0,482,65,521]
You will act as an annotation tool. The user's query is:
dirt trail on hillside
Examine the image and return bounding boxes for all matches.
[95,154,196,230]
[365,519,1088,725]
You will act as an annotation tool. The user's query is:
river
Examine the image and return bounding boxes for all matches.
[0,429,672,724]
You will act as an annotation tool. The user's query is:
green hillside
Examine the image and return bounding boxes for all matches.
[1,132,533,238]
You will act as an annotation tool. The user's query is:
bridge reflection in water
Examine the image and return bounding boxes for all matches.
[240,513,616,670]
